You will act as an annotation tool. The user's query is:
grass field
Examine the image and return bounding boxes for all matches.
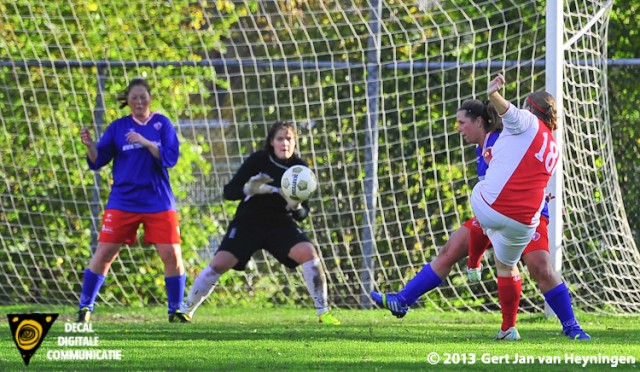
[1,304,638,371]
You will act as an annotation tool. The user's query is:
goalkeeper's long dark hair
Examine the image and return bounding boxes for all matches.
[264,121,299,158]
[118,77,152,109]
[458,99,503,133]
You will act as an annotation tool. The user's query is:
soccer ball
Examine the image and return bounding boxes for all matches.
[281,165,318,201]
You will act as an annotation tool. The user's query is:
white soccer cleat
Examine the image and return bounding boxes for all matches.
[181,300,196,319]
[494,327,521,341]
[467,266,482,282]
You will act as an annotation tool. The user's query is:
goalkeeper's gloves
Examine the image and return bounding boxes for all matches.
[243,173,277,196]
[278,187,302,211]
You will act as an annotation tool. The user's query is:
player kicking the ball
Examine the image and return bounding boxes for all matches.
[372,94,589,341]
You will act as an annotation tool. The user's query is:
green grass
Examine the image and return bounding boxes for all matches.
[1,304,638,371]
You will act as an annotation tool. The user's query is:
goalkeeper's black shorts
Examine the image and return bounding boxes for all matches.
[217,219,311,270]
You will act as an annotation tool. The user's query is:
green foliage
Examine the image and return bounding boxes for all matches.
[0,0,638,312]
[0,0,249,305]
[607,1,640,245]
[217,0,547,306]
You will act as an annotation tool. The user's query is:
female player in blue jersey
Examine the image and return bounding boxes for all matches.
[180,121,340,325]
[77,78,189,323]
[371,99,589,340]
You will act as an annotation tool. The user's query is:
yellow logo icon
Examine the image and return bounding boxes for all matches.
[7,313,58,366]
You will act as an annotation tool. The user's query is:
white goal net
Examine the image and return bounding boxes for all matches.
[1,0,638,314]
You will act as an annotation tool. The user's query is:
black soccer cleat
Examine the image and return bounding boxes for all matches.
[168,310,191,323]
[77,307,91,323]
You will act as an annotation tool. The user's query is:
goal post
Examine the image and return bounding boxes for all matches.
[0,0,638,314]
[360,0,383,310]
[545,0,565,318]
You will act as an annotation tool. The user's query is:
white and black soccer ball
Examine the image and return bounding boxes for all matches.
[281,165,318,201]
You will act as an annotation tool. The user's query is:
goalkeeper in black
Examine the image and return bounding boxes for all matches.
[181,121,340,325]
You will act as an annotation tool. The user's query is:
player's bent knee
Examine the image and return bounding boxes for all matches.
[210,252,237,274]
[289,242,316,263]
[528,263,558,283]
[211,262,231,274]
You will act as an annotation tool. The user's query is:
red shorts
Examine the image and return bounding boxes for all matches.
[463,215,549,256]
[98,209,181,245]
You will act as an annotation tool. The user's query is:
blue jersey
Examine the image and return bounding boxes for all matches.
[88,113,179,213]
[476,130,548,218]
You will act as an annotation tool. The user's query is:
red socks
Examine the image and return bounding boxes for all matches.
[467,227,490,269]
[497,275,522,331]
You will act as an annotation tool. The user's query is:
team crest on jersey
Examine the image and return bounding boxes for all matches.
[532,232,540,241]
[153,122,162,130]
[482,147,493,162]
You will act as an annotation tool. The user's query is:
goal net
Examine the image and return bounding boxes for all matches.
[1,0,638,314]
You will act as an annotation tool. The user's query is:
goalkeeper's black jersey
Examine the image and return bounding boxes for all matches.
[223,150,310,226]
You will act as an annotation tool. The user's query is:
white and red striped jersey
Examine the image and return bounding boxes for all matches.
[475,103,558,225]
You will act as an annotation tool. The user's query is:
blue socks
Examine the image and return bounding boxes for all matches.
[79,268,106,311]
[544,282,579,329]
[165,274,186,314]
[398,264,443,306]
[80,270,186,314]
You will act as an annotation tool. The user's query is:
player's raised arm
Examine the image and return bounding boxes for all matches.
[487,74,538,135]
[487,74,510,115]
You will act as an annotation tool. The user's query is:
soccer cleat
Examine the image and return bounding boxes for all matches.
[494,327,521,341]
[370,292,410,318]
[181,300,195,319]
[318,311,341,325]
[77,307,91,323]
[467,266,482,282]
[168,310,191,323]
[564,326,591,340]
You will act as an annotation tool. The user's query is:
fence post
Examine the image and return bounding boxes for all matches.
[89,64,106,255]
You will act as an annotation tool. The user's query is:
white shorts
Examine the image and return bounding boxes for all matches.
[470,186,538,266]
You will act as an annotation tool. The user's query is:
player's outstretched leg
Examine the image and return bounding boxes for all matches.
[181,265,221,319]
[370,292,410,318]
[301,258,340,325]
[371,263,444,318]
[544,283,591,340]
